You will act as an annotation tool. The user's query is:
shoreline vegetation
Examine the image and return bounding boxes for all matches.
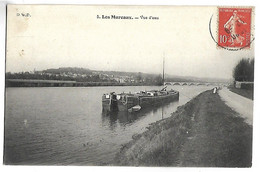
[113,90,252,167]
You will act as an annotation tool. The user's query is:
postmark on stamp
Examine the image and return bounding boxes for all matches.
[218,7,252,49]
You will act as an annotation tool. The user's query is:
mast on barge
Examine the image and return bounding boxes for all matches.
[162,53,165,86]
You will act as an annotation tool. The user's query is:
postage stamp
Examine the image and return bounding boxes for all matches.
[218,7,252,49]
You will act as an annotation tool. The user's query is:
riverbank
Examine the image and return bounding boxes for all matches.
[114,90,252,167]
[5,79,156,87]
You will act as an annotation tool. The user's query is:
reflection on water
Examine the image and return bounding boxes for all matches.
[5,85,210,165]
[101,100,175,129]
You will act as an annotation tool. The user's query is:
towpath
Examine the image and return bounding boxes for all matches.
[115,90,252,167]
[218,87,253,126]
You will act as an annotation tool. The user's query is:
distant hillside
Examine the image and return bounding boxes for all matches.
[97,70,157,78]
[165,74,230,83]
[8,67,230,84]
[41,67,229,83]
[43,67,92,75]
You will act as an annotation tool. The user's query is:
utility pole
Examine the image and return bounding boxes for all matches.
[162,53,165,85]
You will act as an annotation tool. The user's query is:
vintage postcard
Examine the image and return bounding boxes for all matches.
[4,5,255,167]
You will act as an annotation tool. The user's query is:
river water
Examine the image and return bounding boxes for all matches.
[4,85,211,165]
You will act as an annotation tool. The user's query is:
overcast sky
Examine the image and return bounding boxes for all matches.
[6,5,254,79]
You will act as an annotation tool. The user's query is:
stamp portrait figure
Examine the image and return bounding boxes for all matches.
[224,10,247,46]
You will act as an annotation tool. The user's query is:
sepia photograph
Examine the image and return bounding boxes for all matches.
[3,3,256,167]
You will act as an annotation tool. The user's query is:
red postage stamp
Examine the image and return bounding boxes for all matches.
[218,7,252,49]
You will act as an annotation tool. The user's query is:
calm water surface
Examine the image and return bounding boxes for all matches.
[5,85,211,165]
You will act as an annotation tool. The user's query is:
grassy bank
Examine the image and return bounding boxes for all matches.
[114,90,252,167]
[228,87,254,100]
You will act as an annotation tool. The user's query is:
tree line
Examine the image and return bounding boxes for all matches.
[233,58,254,82]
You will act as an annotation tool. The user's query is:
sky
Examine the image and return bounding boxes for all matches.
[6,5,255,80]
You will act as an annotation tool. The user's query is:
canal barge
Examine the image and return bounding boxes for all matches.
[102,87,179,113]
[103,55,179,113]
